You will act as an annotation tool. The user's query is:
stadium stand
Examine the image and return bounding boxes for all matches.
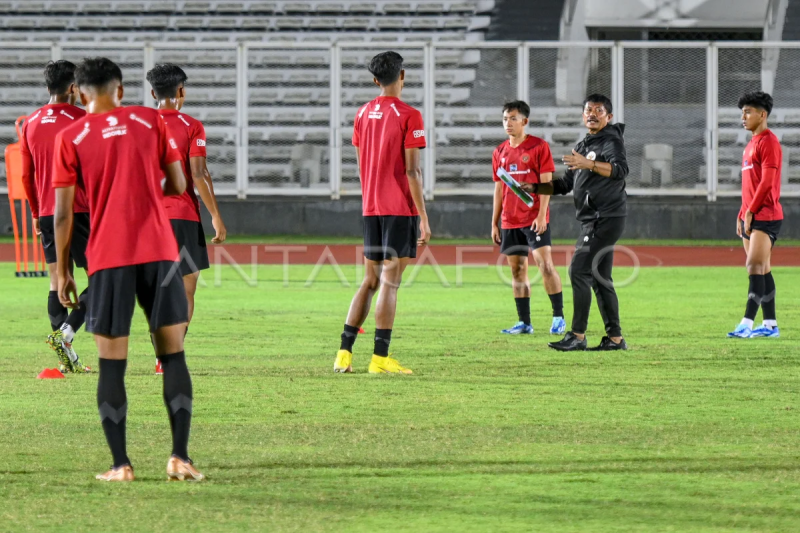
[1,0,793,194]
[0,0,500,193]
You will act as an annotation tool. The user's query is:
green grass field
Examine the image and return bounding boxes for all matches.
[1,261,799,532]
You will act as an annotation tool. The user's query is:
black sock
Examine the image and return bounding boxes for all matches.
[548,292,564,318]
[64,288,88,332]
[158,351,193,461]
[97,358,130,468]
[763,272,776,321]
[745,274,765,321]
[373,329,392,357]
[514,297,531,326]
[340,324,359,352]
[48,290,68,331]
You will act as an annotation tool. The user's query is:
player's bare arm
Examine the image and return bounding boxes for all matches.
[163,160,187,196]
[491,181,502,245]
[532,171,553,235]
[54,186,78,308]
[190,156,227,243]
[404,147,430,245]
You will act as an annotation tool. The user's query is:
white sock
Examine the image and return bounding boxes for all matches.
[60,323,75,343]
[763,320,778,329]
[740,318,754,329]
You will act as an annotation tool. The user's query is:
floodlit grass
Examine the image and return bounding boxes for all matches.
[1,262,799,532]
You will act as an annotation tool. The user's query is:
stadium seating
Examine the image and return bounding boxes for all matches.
[0,0,512,192]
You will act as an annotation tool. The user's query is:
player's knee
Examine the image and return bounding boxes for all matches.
[509,263,526,280]
[363,275,381,291]
[539,261,556,278]
[746,261,766,275]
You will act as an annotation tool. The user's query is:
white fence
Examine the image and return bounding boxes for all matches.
[2,40,799,200]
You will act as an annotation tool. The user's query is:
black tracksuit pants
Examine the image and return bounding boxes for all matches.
[569,216,626,337]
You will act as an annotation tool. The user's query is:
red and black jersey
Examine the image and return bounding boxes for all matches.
[352,96,426,217]
[492,135,556,229]
[158,109,207,223]
[19,103,88,217]
[52,106,182,275]
[740,129,783,221]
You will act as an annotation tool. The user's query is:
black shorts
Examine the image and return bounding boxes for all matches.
[39,213,90,268]
[363,215,419,262]
[500,225,552,256]
[740,218,782,246]
[171,219,209,277]
[86,261,188,337]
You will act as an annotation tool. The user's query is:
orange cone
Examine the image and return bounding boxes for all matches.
[358,327,366,334]
[37,368,65,379]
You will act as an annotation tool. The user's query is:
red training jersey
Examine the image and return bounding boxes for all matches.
[352,96,426,217]
[52,106,182,275]
[19,103,89,218]
[492,135,556,229]
[158,109,206,223]
[740,129,783,221]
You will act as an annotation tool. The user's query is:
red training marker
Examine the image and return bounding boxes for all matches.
[37,368,66,379]
[359,327,366,334]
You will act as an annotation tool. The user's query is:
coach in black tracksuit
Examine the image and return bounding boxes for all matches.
[522,94,628,351]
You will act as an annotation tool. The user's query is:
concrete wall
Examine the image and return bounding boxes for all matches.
[3,196,797,241]
[200,196,797,241]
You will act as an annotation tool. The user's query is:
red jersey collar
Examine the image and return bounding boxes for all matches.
[506,135,535,150]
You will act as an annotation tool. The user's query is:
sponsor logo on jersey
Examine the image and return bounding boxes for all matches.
[169,139,178,149]
[73,123,90,145]
[129,113,152,129]
[413,129,425,138]
[102,115,127,139]
[197,139,206,147]
[586,151,597,161]
[42,108,57,124]
[368,103,383,120]
[509,164,517,172]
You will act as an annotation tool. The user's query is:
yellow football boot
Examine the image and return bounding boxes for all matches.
[333,350,353,373]
[368,355,412,374]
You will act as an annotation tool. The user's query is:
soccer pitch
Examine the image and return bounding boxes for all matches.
[1,261,799,532]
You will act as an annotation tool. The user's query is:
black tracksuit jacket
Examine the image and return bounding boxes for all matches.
[551,123,628,220]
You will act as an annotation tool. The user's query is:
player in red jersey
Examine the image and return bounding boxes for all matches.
[491,101,565,337]
[19,60,91,373]
[146,63,227,375]
[728,91,784,339]
[52,58,202,482]
[333,51,430,375]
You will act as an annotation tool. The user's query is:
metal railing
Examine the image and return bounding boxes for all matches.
[1,40,798,200]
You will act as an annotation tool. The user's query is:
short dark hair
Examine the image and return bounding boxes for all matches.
[44,60,77,95]
[146,63,188,100]
[583,94,613,114]
[75,57,123,91]
[368,51,404,86]
[738,91,773,116]
[502,100,530,118]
